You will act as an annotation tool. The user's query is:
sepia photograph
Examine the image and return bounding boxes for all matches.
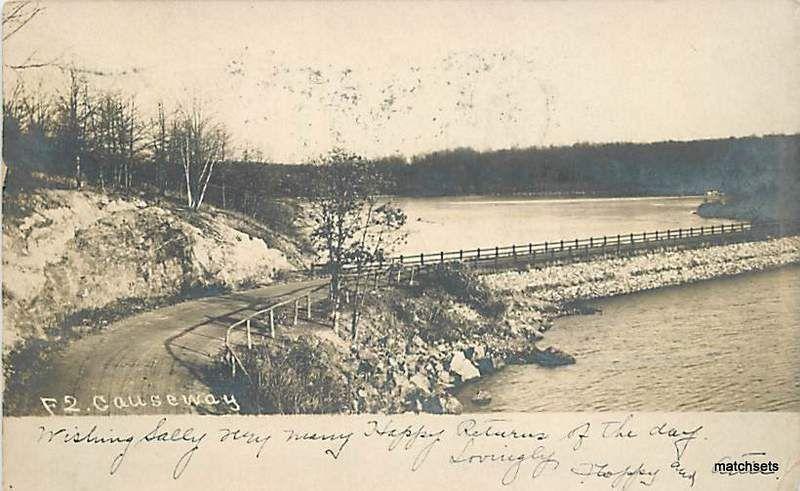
[2,0,798,427]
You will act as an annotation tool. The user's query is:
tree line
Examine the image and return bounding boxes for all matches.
[4,69,229,211]
[4,71,797,213]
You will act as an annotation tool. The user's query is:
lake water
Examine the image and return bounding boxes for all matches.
[456,265,800,412]
[394,195,731,256]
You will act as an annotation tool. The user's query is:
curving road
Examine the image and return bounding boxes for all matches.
[30,278,328,416]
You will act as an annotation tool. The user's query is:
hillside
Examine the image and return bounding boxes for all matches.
[2,185,305,350]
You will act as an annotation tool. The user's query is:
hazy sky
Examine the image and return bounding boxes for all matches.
[3,1,799,162]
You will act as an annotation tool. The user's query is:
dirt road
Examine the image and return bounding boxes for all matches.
[30,278,328,416]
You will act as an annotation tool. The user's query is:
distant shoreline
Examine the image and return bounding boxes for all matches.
[378,192,706,202]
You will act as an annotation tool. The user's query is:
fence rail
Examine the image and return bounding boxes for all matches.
[223,283,327,378]
[313,220,798,277]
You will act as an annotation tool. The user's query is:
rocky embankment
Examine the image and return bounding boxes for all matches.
[3,189,299,347]
[486,236,800,330]
[341,236,800,414]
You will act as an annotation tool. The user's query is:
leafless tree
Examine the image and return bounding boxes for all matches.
[151,101,169,196]
[171,102,229,210]
[2,1,43,42]
[55,69,91,188]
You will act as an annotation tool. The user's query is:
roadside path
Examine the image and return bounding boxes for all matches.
[31,278,328,416]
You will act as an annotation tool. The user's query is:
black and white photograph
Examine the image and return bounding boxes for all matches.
[2,0,798,437]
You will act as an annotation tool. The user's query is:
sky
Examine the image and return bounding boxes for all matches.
[3,0,799,163]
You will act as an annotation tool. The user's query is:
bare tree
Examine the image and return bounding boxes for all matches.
[2,1,43,42]
[151,101,169,196]
[310,149,406,341]
[171,102,229,210]
[55,69,91,188]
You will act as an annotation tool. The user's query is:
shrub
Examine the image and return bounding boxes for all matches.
[3,336,69,415]
[209,337,351,414]
[422,265,506,317]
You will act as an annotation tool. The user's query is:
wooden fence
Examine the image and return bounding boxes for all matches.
[223,283,328,378]
[313,220,797,279]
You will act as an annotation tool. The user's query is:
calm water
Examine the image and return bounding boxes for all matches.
[395,195,730,256]
[457,266,800,412]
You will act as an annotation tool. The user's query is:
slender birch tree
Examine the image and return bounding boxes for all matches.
[171,101,229,210]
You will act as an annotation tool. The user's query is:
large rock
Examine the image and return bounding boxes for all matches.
[476,357,495,375]
[410,372,431,394]
[443,396,464,415]
[531,346,576,367]
[437,369,456,387]
[420,395,444,414]
[449,351,481,382]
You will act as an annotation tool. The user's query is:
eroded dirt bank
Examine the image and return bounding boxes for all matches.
[3,189,301,347]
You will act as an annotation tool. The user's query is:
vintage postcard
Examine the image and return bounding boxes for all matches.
[2,1,799,489]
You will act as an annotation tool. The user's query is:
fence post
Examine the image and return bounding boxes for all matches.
[294,299,299,325]
[307,293,312,319]
[396,266,402,283]
[477,248,481,260]
[700,226,704,235]
[409,266,415,286]
[544,241,548,253]
[512,244,516,257]
[459,250,463,260]
[559,240,563,251]
[269,310,275,338]
[420,252,424,266]
[528,243,533,255]
[246,319,252,349]
[440,251,444,264]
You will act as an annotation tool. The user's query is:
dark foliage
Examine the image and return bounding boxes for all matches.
[208,337,351,414]
[422,265,506,318]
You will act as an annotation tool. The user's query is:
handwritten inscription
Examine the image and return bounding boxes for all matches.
[33,414,782,489]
